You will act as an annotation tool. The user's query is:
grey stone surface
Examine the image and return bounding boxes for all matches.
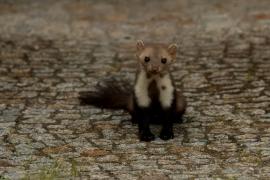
[1,0,270,179]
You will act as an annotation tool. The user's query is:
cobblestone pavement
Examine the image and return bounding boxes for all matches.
[1,0,270,179]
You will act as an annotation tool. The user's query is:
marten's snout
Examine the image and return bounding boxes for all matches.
[149,65,160,74]
[152,66,159,71]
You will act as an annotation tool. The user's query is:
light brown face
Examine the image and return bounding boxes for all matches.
[136,40,177,75]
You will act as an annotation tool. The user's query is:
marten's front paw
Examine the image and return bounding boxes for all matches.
[140,131,155,142]
[160,130,174,140]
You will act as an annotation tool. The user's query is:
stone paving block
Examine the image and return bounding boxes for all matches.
[0,0,270,179]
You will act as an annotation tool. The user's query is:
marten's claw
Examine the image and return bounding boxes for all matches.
[139,131,155,142]
[160,130,174,140]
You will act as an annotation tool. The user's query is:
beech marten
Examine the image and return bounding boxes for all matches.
[80,40,186,141]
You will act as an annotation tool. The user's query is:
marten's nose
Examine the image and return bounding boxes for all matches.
[151,66,159,73]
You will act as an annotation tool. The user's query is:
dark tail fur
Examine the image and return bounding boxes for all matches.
[79,78,133,111]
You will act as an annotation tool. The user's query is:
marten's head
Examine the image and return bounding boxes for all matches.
[136,40,177,75]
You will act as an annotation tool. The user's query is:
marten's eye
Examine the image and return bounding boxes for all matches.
[161,58,167,64]
[144,56,150,63]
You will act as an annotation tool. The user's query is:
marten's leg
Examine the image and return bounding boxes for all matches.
[159,91,186,140]
[160,108,174,140]
[136,107,155,141]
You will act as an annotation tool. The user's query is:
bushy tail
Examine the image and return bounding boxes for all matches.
[79,78,133,111]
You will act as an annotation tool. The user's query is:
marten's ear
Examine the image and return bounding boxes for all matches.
[136,40,145,52]
[168,44,177,59]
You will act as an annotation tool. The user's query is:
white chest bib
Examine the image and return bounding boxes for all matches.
[134,71,174,109]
